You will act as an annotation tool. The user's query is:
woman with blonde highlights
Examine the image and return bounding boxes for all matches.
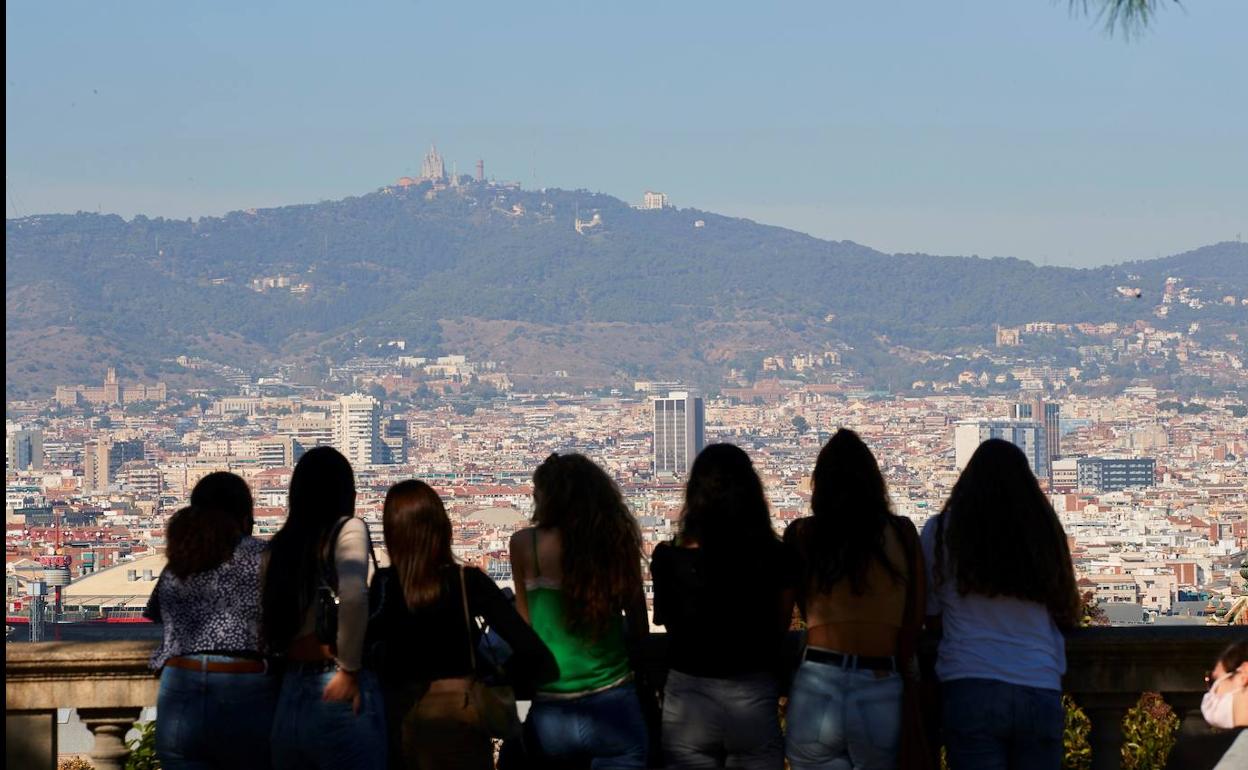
[370,479,556,770]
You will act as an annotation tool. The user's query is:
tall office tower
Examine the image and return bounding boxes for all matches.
[954,419,1047,479]
[653,391,705,477]
[334,393,381,468]
[6,429,45,471]
[82,439,146,492]
[1012,399,1061,473]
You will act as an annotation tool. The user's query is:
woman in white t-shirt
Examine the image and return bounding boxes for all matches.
[921,439,1080,770]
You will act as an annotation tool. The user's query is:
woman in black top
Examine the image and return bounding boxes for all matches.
[370,479,558,770]
[650,443,795,770]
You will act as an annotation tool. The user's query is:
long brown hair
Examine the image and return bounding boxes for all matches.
[383,479,455,610]
[935,439,1080,628]
[532,453,642,639]
[807,429,903,596]
[165,505,243,579]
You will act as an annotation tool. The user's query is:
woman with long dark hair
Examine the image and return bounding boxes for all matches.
[370,479,557,770]
[924,438,1080,770]
[509,453,650,768]
[145,472,275,769]
[650,443,794,769]
[782,429,925,770]
[262,446,385,770]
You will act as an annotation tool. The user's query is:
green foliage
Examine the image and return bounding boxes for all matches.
[791,415,810,434]
[1226,404,1247,418]
[1121,692,1179,770]
[124,721,160,770]
[1069,0,1174,38]
[1080,591,1110,627]
[7,195,1246,396]
[1063,695,1092,770]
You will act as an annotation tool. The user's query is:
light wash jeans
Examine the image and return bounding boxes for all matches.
[155,655,278,770]
[662,669,784,769]
[526,681,649,769]
[784,659,903,770]
[270,668,386,770]
[942,678,1062,770]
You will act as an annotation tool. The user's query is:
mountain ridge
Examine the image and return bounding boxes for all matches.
[6,183,1246,398]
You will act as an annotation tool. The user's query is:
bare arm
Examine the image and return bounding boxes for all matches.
[509,529,531,623]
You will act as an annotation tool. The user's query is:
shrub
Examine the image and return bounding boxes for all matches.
[1063,695,1092,770]
[124,721,159,770]
[58,758,94,770]
[1121,692,1179,770]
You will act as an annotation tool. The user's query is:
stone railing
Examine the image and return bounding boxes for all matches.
[6,640,157,770]
[1062,626,1243,770]
[6,627,1244,770]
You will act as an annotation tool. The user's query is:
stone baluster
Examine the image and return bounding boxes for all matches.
[79,703,142,768]
[79,707,143,770]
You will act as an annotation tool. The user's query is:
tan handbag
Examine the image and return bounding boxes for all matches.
[459,566,524,740]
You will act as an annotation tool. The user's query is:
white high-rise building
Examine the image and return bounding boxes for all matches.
[334,393,381,468]
[954,419,1047,479]
[653,391,705,477]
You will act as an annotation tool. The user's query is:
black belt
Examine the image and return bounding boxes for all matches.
[803,647,897,673]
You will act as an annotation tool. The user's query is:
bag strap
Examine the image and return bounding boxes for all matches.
[321,516,380,590]
[459,565,478,675]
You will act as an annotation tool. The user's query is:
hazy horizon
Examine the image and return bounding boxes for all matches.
[7,1,1247,268]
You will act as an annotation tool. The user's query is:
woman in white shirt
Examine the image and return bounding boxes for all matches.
[921,439,1080,770]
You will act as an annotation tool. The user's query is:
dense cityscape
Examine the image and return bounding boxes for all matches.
[8,307,1247,637]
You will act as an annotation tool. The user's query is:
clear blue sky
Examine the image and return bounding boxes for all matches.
[6,1,1246,267]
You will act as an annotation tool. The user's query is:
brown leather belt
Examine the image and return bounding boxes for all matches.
[166,655,267,674]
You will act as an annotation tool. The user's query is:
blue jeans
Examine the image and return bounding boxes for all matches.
[784,659,903,770]
[526,682,649,769]
[155,656,278,770]
[942,678,1062,770]
[270,668,386,770]
[662,669,783,769]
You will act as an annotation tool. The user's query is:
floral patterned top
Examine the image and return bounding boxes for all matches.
[145,536,267,670]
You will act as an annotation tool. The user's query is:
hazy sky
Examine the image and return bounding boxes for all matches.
[6,1,1246,267]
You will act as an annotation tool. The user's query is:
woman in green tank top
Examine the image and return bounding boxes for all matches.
[510,453,651,768]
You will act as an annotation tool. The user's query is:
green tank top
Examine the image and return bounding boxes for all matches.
[526,529,631,694]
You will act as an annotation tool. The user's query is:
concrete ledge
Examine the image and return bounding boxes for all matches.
[5,641,159,711]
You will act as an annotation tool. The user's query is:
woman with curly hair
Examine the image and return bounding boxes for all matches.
[923,438,1080,770]
[510,453,650,768]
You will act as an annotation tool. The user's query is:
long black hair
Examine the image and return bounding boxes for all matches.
[679,443,776,558]
[934,438,1080,628]
[805,429,902,595]
[532,453,642,640]
[260,446,357,651]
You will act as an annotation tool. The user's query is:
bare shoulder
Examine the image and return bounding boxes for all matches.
[509,527,535,564]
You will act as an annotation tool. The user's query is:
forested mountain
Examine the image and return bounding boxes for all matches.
[6,181,1246,398]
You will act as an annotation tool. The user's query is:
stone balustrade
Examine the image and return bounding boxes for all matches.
[6,627,1244,770]
[6,640,158,770]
